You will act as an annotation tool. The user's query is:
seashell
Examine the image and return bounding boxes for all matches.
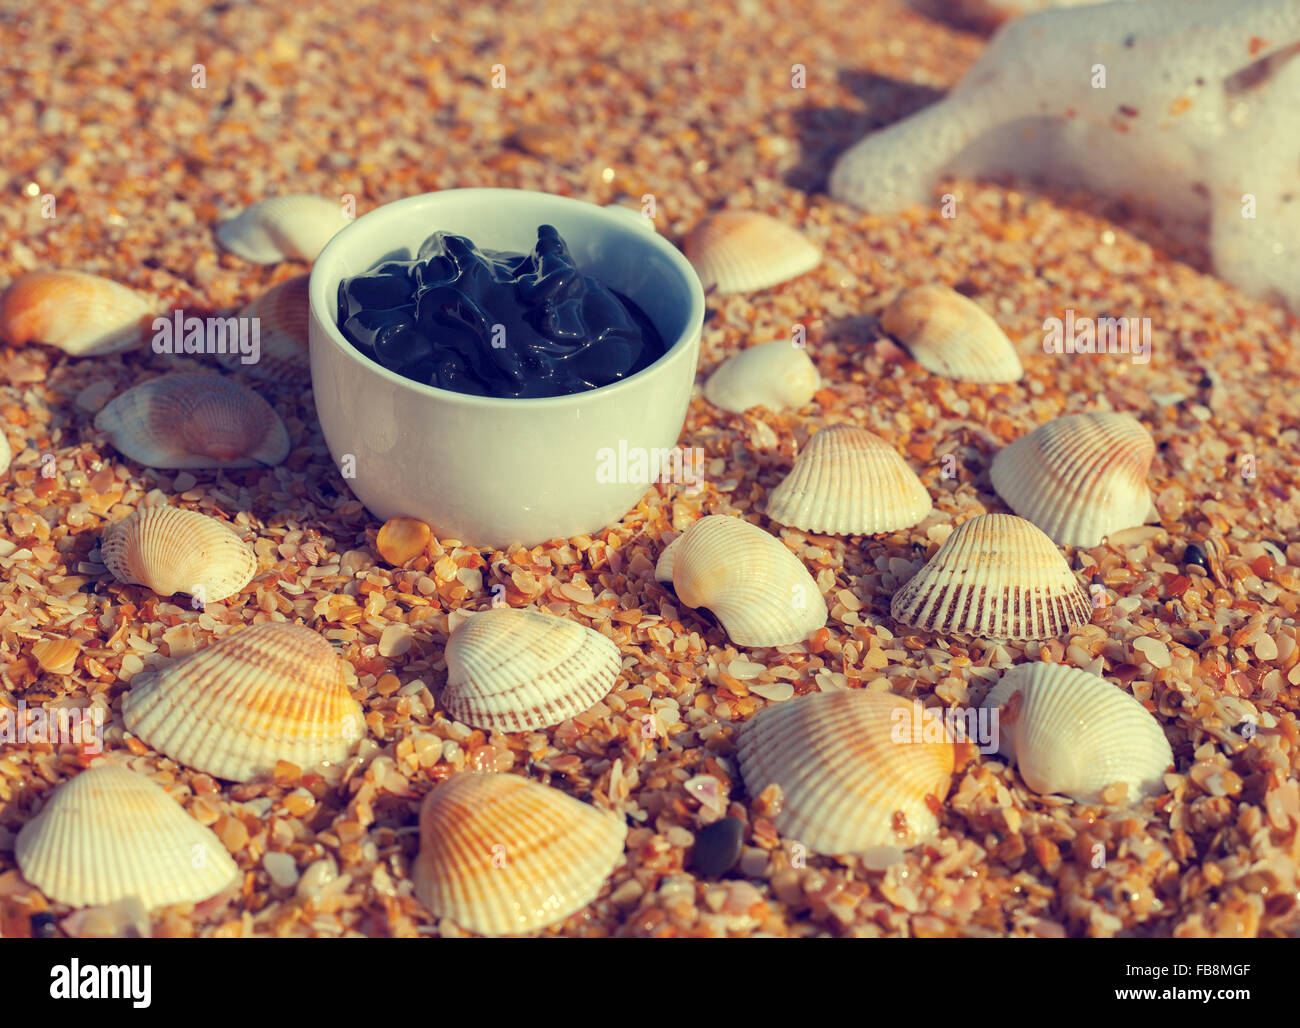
[737,690,957,853]
[0,271,152,356]
[704,340,821,414]
[880,285,1023,383]
[101,505,257,603]
[981,663,1173,804]
[766,424,932,535]
[122,622,364,782]
[0,422,10,476]
[682,211,821,295]
[215,195,350,264]
[15,764,239,909]
[668,515,827,647]
[654,535,682,583]
[412,772,627,936]
[94,373,290,469]
[890,513,1091,639]
[991,411,1155,547]
[442,607,621,732]
[214,274,311,381]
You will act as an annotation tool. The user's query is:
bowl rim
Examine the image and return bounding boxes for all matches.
[308,187,705,409]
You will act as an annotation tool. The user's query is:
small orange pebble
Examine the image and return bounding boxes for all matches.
[376,517,431,565]
[273,760,301,783]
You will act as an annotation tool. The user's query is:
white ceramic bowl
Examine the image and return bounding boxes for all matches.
[308,188,704,549]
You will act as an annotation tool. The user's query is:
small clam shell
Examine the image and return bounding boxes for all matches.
[982,663,1173,804]
[683,211,820,295]
[991,411,1155,547]
[122,622,364,782]
[15,764,239,909]
[215,195,349,264]
[443,607,621,732]
[704,340,821,414]
[94,373,290,469]
[737,690,957,853]
[101,505,256,603]
[0,271,151,356]
[214,274,311,381]
[881,284,1023,383]
[669,515,827,647]
[766,424,932,535]
[412,772,627,936]
[891,513,1091,639]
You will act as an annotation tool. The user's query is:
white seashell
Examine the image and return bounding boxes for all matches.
[766,424,932,535]
[215,274,311,381]
[990,411,1155,547]
[654,535,682,583]
[704,340,821,414]
[0,422,11,476]
[982,663,1173,804]
[891,513,1091,639]
[682,211,821,294]
[737,690,958,853]
[101,505,257,602]
[412,772,627,936]
[94,373,290,469]
[442,607,622,732]
[15,764,239,909]
[668,515,827,647]
[215,195,350,264]
[880,285,1023,383]
[122,622,364,782]
[0,271,152,356]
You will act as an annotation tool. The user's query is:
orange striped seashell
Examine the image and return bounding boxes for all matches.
[412,773,627,935]
[122,622,364,782]
[101,505,257,603]
[0,271,152,356]
[766,424,933,535]
[881,284,1023,383]
[443,607,622,732]
[215,274,311,381]
[737,690,957,853]
[15,764,239,909]
[991,412,1155,546]
[890,513,1091,639]
[94,373,290,469]
[683,211,820,295]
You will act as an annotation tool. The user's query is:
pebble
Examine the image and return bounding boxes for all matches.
[263,851,300,889]
[1183,544,1210,574]
[1133,636,1171,669]
[30,911,58,938]
[689,816,745,876]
